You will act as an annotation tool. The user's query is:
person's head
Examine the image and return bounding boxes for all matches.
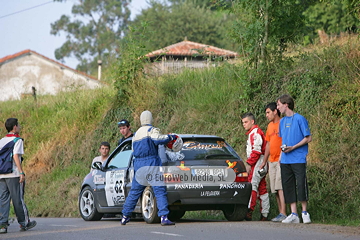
[99,141,110,157]
[276,94,294,114]
[140,110,153,126]
[5,118,20,133]
[241,112,256,131]
[118,119,132,138]
[265,102,280,122]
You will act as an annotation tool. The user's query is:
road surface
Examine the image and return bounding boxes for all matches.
[1,217,359,240]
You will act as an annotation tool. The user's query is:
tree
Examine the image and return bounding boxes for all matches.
[168,0,233,10]
[51,0,131,74]
[303,1,359,39]
[129,0,238,52]
[230,0,314,67]
[112,23,151,101]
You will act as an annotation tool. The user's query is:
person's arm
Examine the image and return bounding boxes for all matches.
[13,154,25,183]
[283,135,312,153]
[13,139,25,183]
[259,141,270,169]
[150,128,177,146]
[246,133,262,166]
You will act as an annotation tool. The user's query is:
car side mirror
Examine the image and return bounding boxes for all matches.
[92,161,103,170]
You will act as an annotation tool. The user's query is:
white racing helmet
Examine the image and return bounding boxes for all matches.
[166,134,183,152]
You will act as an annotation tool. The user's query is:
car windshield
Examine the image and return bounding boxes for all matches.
[165,138,239,161]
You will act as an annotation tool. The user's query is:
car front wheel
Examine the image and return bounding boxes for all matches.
[223,204,247,221]
[141,187,160,224]
[79,186,103,221]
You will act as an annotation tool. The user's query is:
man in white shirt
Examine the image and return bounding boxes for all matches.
[0,118,36,234]
[91,142,110,170]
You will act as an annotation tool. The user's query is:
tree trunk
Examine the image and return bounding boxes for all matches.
[261,0,269,64]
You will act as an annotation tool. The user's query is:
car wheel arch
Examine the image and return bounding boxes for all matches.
[79,186,104,221]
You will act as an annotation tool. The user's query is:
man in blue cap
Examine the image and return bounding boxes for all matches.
[117,119,133,145]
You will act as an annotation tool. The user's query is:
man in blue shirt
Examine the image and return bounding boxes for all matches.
[277,95,312,224]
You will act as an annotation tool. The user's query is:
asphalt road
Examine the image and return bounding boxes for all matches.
[1,217,359,240]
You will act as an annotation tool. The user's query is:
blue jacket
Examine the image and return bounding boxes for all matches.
[132,125,172,159]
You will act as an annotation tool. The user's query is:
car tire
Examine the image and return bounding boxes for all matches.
[141,187,160,224]
[79,186,104,221]
[168,210,186,221]
[223,204,247,221]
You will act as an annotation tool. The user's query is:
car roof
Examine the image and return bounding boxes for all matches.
[177,134,222,139]
[121,134,224,145]
[123,134,222,139]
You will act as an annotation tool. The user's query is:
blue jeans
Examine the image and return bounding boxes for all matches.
[121,156,169,217]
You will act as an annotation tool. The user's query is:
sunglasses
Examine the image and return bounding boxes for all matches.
[118,120,128,126]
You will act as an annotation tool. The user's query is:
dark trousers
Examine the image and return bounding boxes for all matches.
[280,163,309,204]
[0,177,30,227]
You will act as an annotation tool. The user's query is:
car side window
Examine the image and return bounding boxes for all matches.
[107,143,132,169]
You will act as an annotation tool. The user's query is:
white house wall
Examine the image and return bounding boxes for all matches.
[0,54,102,101]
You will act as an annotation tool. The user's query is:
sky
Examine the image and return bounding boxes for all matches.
[0,0,150,69]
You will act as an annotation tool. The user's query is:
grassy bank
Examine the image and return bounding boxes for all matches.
[0,87,119,216]
[1,36,359,226]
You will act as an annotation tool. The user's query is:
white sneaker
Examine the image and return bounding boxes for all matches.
[271,213,287,222]
[302,212,311,224]
[282,213,300,223]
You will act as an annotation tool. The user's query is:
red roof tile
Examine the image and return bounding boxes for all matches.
[145,40,239,58]
[0,50,98,81]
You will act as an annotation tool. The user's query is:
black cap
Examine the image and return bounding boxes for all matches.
[117,119,130,127]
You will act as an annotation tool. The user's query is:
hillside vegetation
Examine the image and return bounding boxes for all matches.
[0,35,359,225]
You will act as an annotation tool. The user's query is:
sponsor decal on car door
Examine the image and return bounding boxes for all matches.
[105,170,126,206]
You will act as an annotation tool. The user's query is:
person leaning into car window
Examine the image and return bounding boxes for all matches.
[91,142,110,171]
[120,110,177,226]
[117,119,133,146]
[276,94,312,224]
[241,112,270,221]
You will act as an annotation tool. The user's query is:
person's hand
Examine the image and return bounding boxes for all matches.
[259,162,266,169]
[246,164,251,174]
[19,174,25,183]
[169,134,178,141]
[282,146,293,153]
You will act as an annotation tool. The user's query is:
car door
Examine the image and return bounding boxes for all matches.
[102,141,133,207]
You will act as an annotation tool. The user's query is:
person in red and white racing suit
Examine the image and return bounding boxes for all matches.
[242,113,270,221]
